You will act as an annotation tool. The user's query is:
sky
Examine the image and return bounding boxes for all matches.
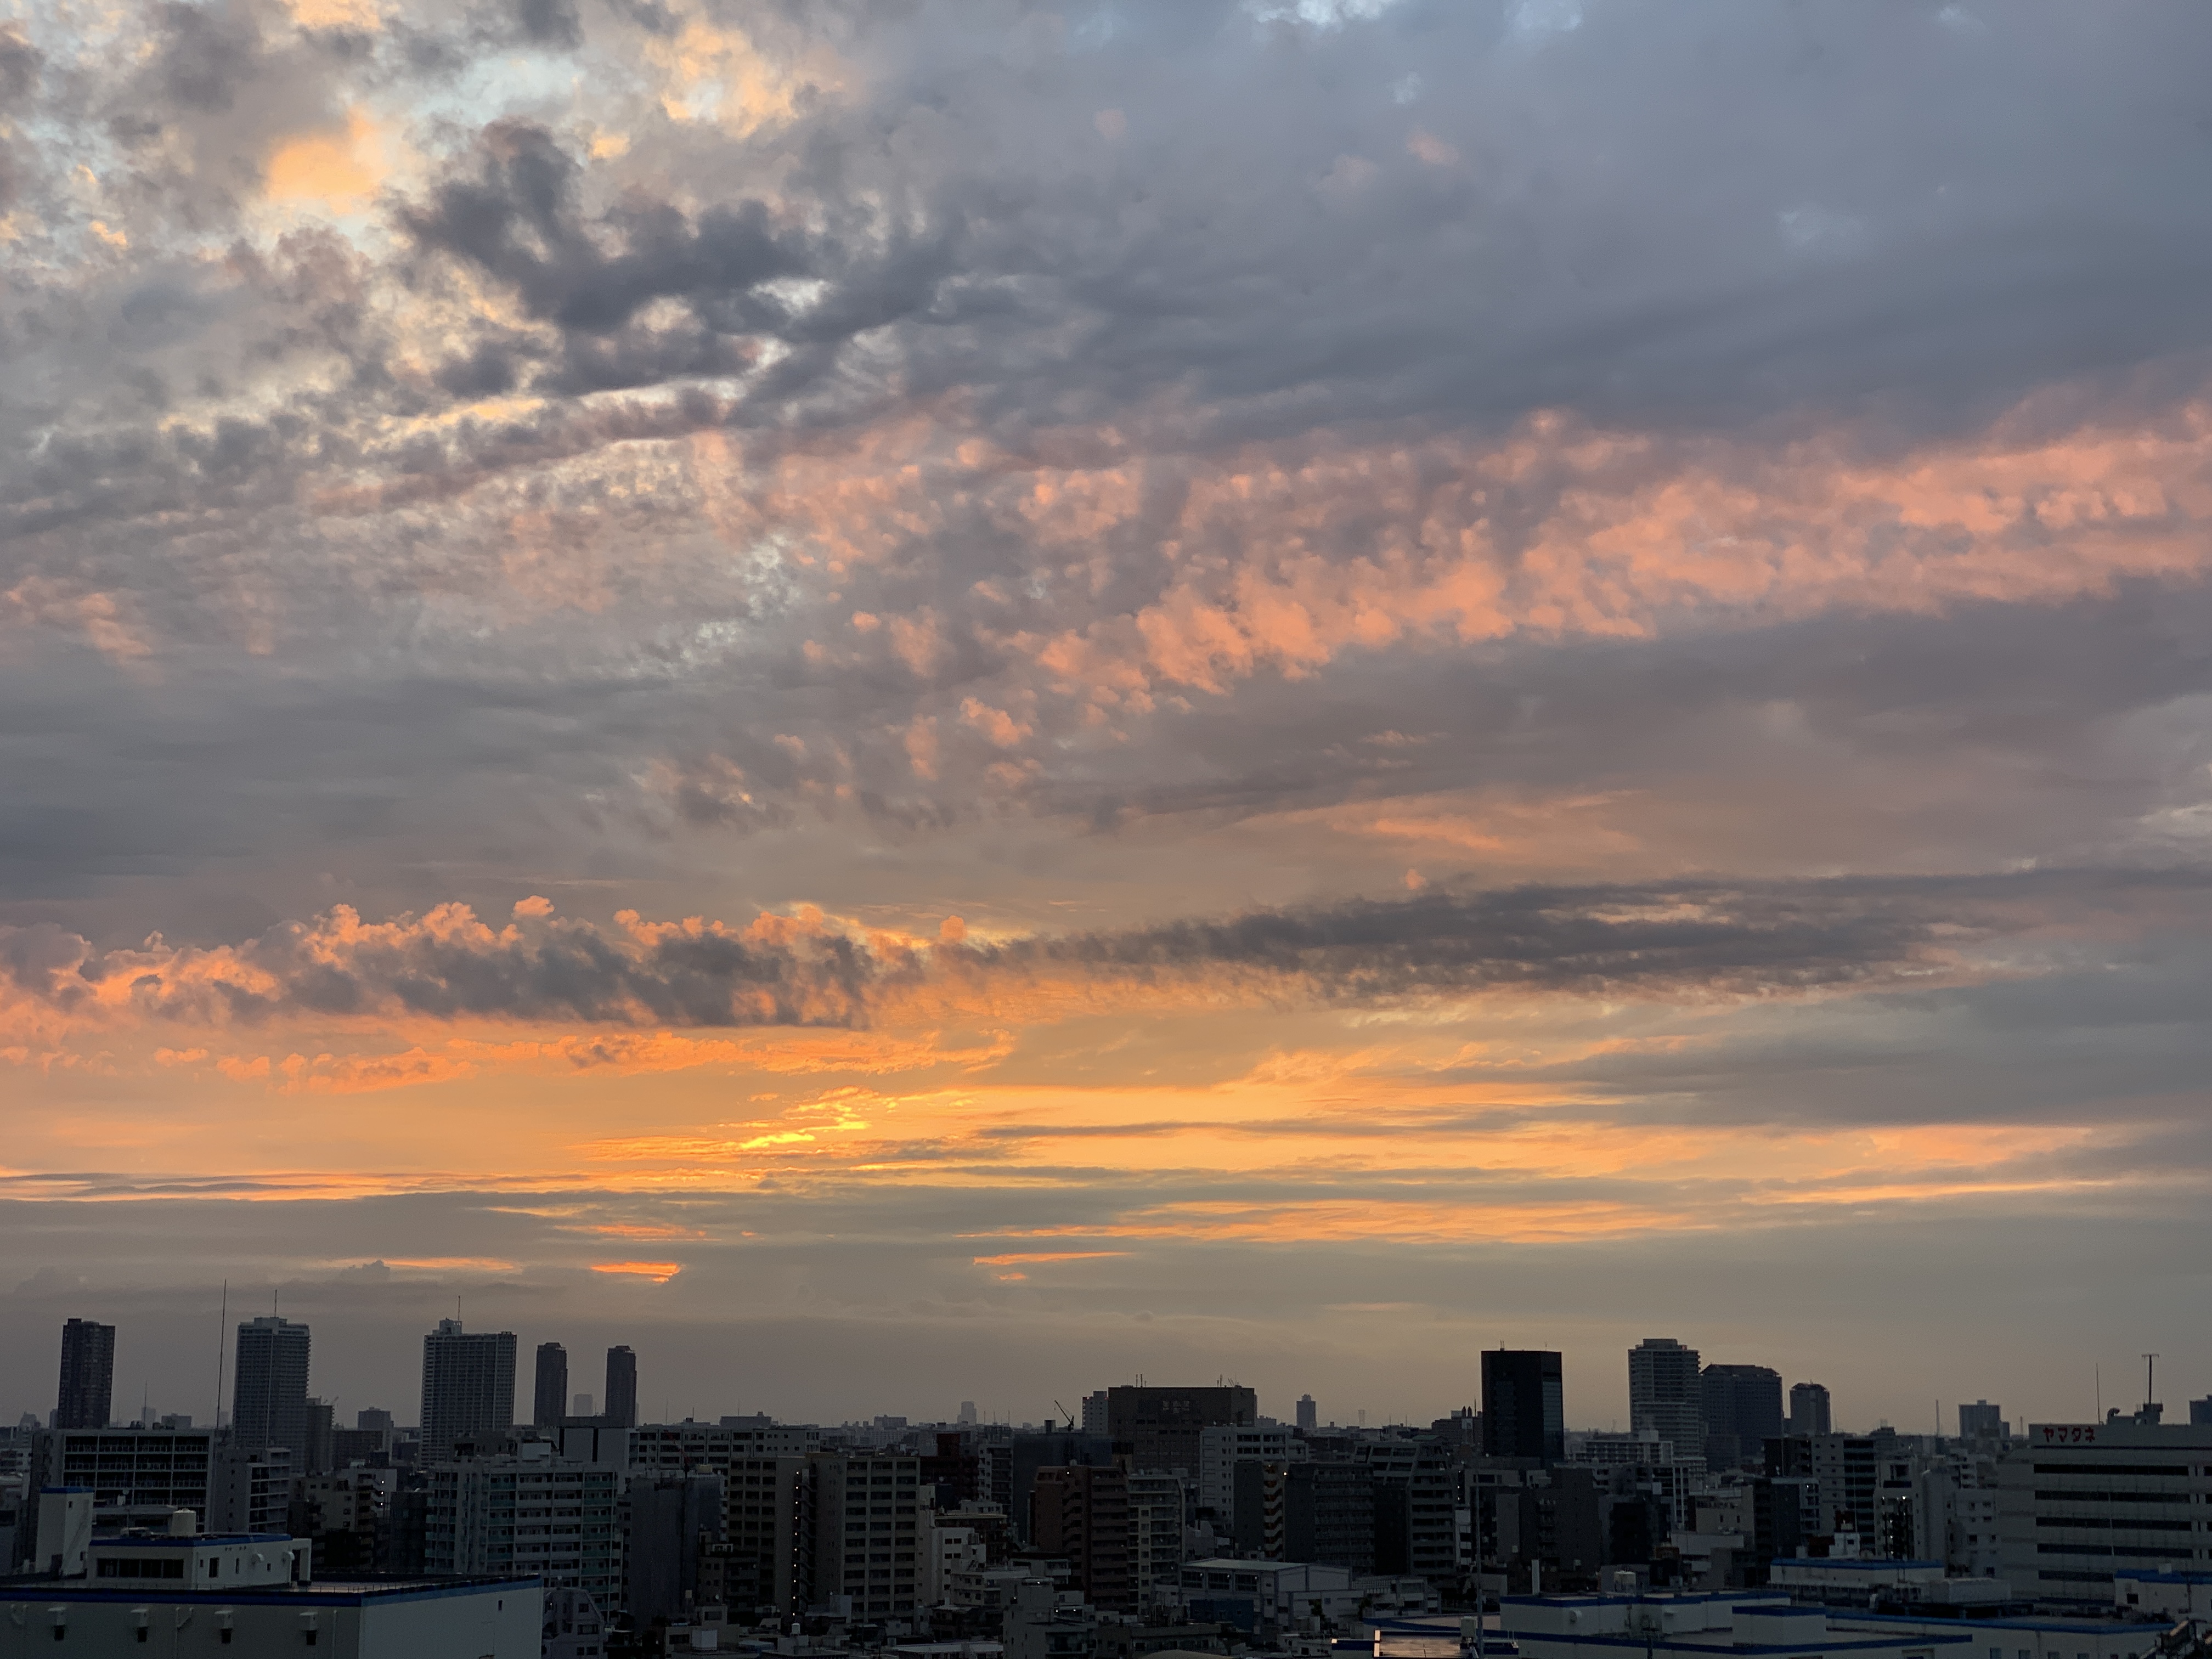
[4,0,2212,1436]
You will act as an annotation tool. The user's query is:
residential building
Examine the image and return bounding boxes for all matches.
[1360,1438,1459,1582]
[1081,1393,1109,1434]
[1032,1464,1132,1610]
[1958,1401,2009,1442]
[625,1471,725,1625]
[1104,1387,1257,1479]
[1483,1351,1565,1464]
[1283,1462,1373,1576]
[921,1509,988,1605]
[55,1321,115,1432]
[606,1347,639,1430]
[1788,1383,1833,1438]
[627,1420,815,1474]
[1231,1460,1287,1559]
[232,1316,313,1469]
[1997,1417,2212,1599]
[1176,1558,1355,1630]
[1126,1470,1185,1612]
[425,1442,624,1606]
[41,1427,215,1529]
[420,1319,518,1462]
[810,1451,921,1619]
[1700,1365,1782,1471]
[697,1453,808,1616]
[210,1444,296,1535]
[1197,1424,1300,1526]
[1627,1340,1702,1463]
[1005,1431,1116,1544]
[535,1344,569,1430]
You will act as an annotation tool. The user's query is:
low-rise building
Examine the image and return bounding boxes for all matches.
[1500,1590,1973,1659]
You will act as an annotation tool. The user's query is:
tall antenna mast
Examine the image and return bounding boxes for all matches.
[2145,1353,2161,1410]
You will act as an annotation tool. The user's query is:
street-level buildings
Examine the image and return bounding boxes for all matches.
[1997,1419,2212,1600]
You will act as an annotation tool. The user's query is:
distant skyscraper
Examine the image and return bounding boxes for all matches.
[573,1392,595,1418]
[232,1316,312,1464]
[419,1319,517,1460]
[1480,1350,1564,1463]
[605,1346,638,1429]
[1628,1338,1703,1459]
[1104,1386,1257,1474]
[1701,1364,1784,1468]
[357,1407,394,1434]
[1788,1381,1832,1437]
[55,1319,116,1432]
[958,1401,979,1425]
[1296,1393,1318,1432]
[534,1343,568,1429]
[1958,1400,2008,1440]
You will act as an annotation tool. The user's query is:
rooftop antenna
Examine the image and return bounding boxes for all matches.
[2095,1364,2102,1421]
[2145,1353,2161,1409]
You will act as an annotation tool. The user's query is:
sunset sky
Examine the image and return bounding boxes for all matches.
[5,0,2212,1433]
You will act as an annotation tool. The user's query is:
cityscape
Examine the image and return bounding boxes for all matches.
[7,0,2212,1656]
[6,1315,2211,1658]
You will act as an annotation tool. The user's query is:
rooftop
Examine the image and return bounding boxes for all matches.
[0,1576,540,1607]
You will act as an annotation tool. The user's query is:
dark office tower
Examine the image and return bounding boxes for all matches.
[533,1343,568,1429]
[1480,1349,1564,1463]
[232,1316,312,1464]
[605,1346,639,1429]
[1701,1364,1784,1469]
[419,1318,518,1461]
[1787,1381,1832,1438]
[1103,1385,1257,1475]
[1296,1395,1318,1432]
[55,1319,116,1431]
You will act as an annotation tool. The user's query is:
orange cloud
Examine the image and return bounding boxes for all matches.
[590,1260,684,1283]
[265,110,387,212]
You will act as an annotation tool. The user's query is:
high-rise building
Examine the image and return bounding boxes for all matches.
[419,1319,518,1461]
[1197,1424,1300,1525]
[1125,1469,1186,1612]
[1080,1392,1109,1434]
[1957,1400,2008,1440]
[2191,1397,2212,1428]
[425,1451,623,1605]
[1627,1338,1702,1462]
[1282,1461,1373,1575]
[605,1347,638,1429]
[810,1452,920,1618]
[1787,1381,1832,1438]
[572,1393,595,1418]
[54,1320,116,1432]
[535,1344,569,1429]
[1997,1416,2211,1599]
[1103,1385,1257,1476]
[1481,1349,1564,1463]
[231,1316,312,1466]
[1031,1464,1132,1610]
[1296,1395,1318,1432]
[957,1401,979,1425]
[1701,1364,1783,1469]
[698,1453,810,1617]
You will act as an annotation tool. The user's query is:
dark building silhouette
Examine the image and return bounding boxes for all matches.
[1103,1385,1255,1477]
[1031,1464,1132,1611]
[55,1319,116,1431]
[1702,1364,1784,1469]
[1481,1349,1564,1463]
[1283,1461,1373,1573]
[605,1346,638,1429]
[232,1316,312,1465]
[419,1319,517,1461]
[534,1343,568,1429]
[1787,1381,1832,1437]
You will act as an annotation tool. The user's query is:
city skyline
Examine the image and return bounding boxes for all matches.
[7,2,2212,1427]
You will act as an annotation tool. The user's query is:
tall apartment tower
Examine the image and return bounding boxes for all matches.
[1628,1338,1703,1459]
[1080,1391,1109,1434]
[605,1346,639,1429]
[1957,1400,2007,1440]
[1032,1464,1133,1610]
[534,1344,569,1429]
[1788,1381,1833,1437]
[55,1319,116,1431]
[1296,1394,1318,1432]
[420,1319,518,1460]
[232,1316,312,1465]
[1480,1350,1564,1463]
[1701,1364,1783,1469]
